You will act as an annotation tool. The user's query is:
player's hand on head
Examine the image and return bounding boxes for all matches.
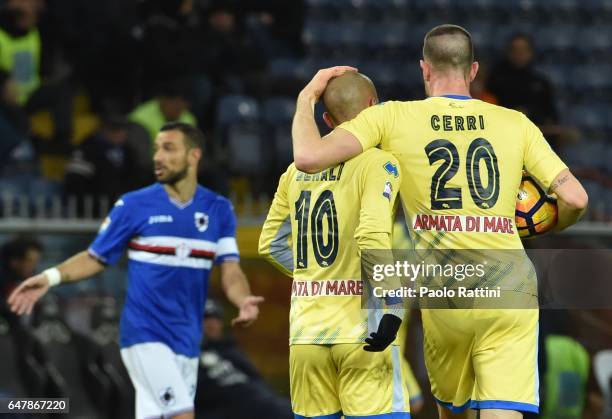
[231,295,265,327]
[300,66,358,102]
[7,273,51,316]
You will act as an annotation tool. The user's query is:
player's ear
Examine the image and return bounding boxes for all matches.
[190,147,202,162]
[322,111,335,129]
[420,60,430,82]
[369,96,378,106]
[469,61,479,83]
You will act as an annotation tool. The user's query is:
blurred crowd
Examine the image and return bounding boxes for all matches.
[0,0,610,220]
[0,0,305,213]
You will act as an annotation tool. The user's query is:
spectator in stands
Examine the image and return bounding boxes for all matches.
[0,70,31,168]
[0,0,73,151]
[239,0,305,58]
[200,2,267,93]
[64,114,142,217]
[129,80,197,144]
[196,298,292,419]
[488,34,558,126]
[0,235,43,324]
[139,0,204,90]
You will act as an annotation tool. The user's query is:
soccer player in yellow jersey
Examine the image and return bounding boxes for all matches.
[289,25,588,419]
[259,72,411,419]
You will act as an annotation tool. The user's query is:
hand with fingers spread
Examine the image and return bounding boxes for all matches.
[7,272,52,316]
[231,295,265,327]
[299,66,358,103]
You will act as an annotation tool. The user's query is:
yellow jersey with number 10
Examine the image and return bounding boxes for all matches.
[259,148,401,345]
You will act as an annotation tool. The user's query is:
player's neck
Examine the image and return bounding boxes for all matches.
[427,78,471,98]
[163,176,197,204]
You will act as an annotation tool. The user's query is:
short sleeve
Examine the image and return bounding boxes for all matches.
[522,114,568,190]
[88,197,137,265]
[337,102,393,152]
[355,152,401,251]
[216,200,240,264]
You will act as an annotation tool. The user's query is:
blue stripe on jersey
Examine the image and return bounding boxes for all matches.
[440,94,472,100]
[89,183,239,357]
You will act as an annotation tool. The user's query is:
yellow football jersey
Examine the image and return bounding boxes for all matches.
[339,97,568,251]
[259,148,401,345]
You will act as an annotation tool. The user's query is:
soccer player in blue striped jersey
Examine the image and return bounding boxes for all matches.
[8,122,264,419]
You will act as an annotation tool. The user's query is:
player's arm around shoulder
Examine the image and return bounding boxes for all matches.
[258,166,294,277]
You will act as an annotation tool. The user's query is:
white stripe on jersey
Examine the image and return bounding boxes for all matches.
[128,250,214,269]
[217,237,239,257]
[131,236,218,252]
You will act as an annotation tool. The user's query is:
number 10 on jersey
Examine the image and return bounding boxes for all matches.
[295,190,339,269]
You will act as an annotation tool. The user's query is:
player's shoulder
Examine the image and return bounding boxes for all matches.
[360,147,398,164]
[475,100,528,122]
[352,148,400,175]
[117,183,163,207]
[197,185,236,213]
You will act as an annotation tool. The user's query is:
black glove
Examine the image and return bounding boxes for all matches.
[363,313,402,352]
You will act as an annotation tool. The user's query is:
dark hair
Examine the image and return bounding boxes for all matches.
[1,235,43,267]
[423,24,474,74]
[159,122,204,150]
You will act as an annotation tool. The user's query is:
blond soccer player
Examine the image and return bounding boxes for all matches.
[260,72,410,419]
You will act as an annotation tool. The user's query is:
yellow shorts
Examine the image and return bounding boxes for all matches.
[422,308,539,414]
[396,313,423,406]
[289,344,411,418]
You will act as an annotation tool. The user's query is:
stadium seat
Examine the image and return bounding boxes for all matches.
[26,296,101,418]
[536,64,569,89]
[78,298,134,419]
[0,314,29,397]
[262,97,296,170]
[216,95,260,127]
[226,124,268,174]
[580,27,612,58]
[566,104,608,132]
[568,66,612,97]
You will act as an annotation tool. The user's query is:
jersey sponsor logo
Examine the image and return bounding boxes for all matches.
[383,181,393,201]
[291,279,363,297]
[412,214,515,234]
[148,215,174,224]
[383,161,399,178]
[195,211,209,232]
